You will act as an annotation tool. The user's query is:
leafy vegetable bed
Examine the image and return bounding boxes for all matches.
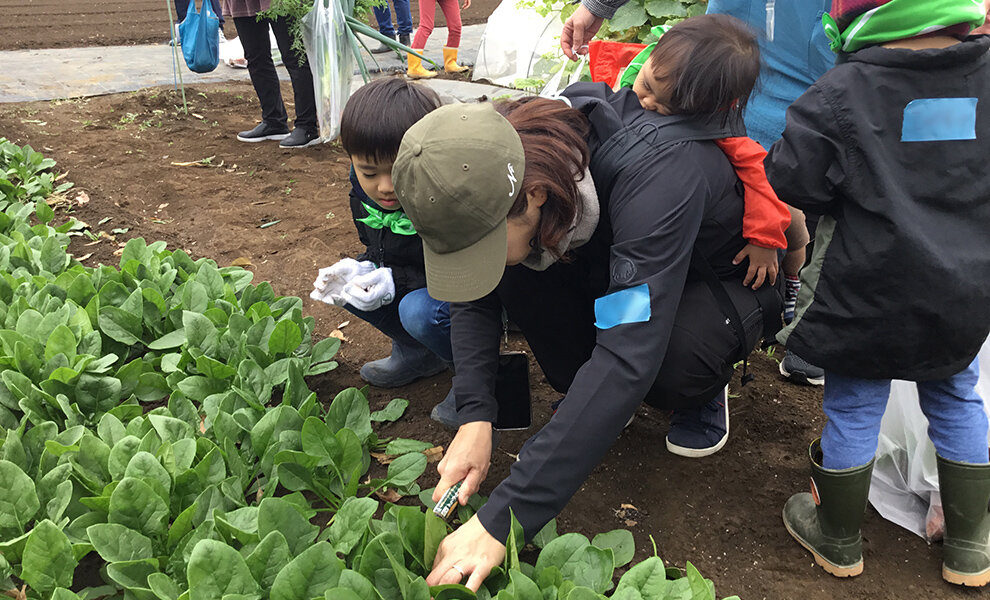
[0,138,737,600]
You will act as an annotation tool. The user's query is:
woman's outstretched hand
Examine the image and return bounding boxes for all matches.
[426,515,506,592]
[434,421,493,506]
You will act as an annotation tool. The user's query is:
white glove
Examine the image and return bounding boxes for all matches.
[340,267,395,312]
[313,258,376,292]
[311,258,376,305]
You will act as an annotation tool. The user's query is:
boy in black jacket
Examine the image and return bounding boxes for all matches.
[311,79,451,388]
[765,0,990,586]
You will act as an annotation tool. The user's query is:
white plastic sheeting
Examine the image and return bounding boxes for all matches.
[871,337,990,539]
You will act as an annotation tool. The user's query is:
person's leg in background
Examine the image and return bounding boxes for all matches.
[233,16,290,142]
[266,15,319,147]
[920,359,990,586]
[780,209,825,386]
[780,372,885,578]
[394,0,413,46]
[371,1,397,53]
[208,0,226,34]
[174,0,190,22]
[407,0,438,78]
[436,0,468,73]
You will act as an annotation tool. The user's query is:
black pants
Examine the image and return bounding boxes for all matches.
[499,261,767,410]
[175,0,224,26]
[233,15,317,132]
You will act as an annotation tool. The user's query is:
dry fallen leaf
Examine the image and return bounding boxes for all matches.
[113,248,125,257]
[76,253,93,262]
[158,203,169,210]
[329,329,348,342]
[200,415,207,434]
[624,519,638,527]
[423,446,444,463]
[374,488,403,503]
[1,584,27,600]
[620,503,638,510]
[337,320,350,329]
[75,191,90,205]
[230,257,253,267]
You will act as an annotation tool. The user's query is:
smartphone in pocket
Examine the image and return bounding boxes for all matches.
[494,351,531,431]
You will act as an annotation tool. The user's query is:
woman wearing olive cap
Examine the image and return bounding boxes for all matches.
[393,59,779,588]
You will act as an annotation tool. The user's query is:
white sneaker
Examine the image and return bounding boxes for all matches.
[219,30,227,43]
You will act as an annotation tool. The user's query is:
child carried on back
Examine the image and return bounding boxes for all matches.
[617,18,810,302]
[311,79,452,399]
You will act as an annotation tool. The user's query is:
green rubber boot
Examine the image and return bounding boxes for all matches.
[937,455,990,586]
[782,439,874,577]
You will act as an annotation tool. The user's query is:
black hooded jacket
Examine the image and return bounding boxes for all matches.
[767,36,990,380]
[450,84,757,541]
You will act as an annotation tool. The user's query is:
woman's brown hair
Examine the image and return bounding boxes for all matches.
[492,97,591,258]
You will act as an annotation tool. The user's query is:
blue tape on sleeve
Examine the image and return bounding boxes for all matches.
[902,98,978,142]
[594,283,651,330]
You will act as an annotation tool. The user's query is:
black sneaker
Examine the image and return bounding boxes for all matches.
[665,386,729,458]
[779,350,825,386]
[371,35,395,54]
[237,123,290,143]
[279,128,321,148]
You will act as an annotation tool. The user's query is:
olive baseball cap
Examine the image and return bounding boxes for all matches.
[393,103,525,303]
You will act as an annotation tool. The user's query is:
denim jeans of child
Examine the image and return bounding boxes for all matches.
[373,0,413,38]
[821,358,988,470]
[344,288,451,362]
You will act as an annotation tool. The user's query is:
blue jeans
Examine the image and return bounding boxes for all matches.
[344,288,451,361]
[373,0,413,37]
[821,359,988,469]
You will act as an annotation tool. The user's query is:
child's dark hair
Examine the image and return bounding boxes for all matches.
[340,78,441,163]
[649,14,760,116]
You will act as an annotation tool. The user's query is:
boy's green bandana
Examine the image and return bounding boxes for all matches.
[357,203,417,235]
[618,25,672,89]
[823,0,985,53]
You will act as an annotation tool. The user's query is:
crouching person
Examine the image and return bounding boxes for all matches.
[311,79,451,389]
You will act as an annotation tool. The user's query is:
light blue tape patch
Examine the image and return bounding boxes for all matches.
[594,283,651,330]
[902,98,978,142]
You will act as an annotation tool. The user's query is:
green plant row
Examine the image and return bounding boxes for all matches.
[0,140,737,600]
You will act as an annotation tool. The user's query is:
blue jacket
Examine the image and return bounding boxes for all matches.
[706,0,834,149]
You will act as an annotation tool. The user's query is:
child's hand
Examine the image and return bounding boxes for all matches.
[733,243,779,289]
[341,268,396,312]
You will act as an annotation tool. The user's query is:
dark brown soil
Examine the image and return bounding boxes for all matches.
[0,0,498,51]
[0,84,977,600]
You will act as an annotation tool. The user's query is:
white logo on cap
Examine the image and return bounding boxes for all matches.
[507,163,517,197]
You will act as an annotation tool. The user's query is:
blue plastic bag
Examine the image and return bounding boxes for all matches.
[179,0,220,73]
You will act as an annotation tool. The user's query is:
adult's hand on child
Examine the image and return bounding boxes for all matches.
[340,267,395,311]
[733,243,779,289]
[433,421,493,507]
[461,0,471,10]
[561,4,604,61]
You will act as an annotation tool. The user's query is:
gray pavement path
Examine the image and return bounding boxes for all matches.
[0,23,487,103]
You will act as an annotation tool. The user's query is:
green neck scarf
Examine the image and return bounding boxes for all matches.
[618,25,672,89]
[357,203,417,236]
[823,0,985,53]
